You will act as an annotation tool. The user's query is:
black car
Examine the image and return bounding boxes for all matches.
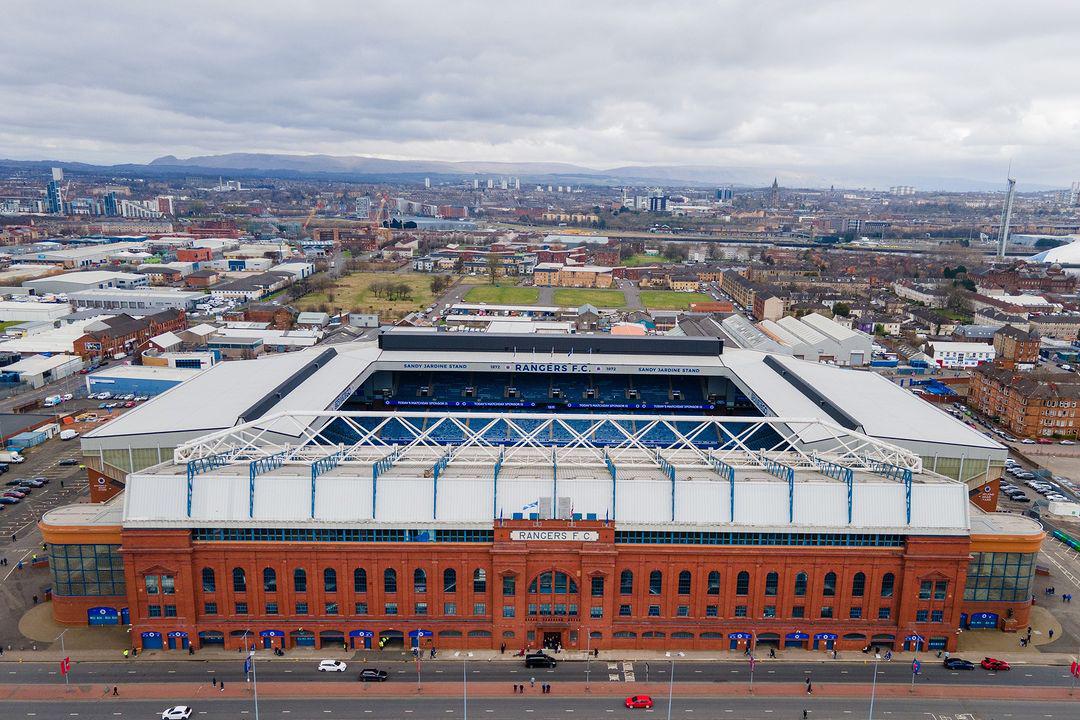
[943,657,975,670]
[524,652,557,668]
[58,459,79,466]
[20,479,45,488]
[4,479,25,486]
[0,463,8,474]
[358,668,388,682]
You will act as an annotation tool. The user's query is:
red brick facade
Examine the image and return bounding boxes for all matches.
[111,521,974,653]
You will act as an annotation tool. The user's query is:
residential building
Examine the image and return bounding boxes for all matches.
[992,326,1040,371]
[1027,314,1080,341]
[969,367,1080,438]
[926,341,996,369]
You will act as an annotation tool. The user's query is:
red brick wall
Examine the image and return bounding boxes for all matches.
[117,523,972,653]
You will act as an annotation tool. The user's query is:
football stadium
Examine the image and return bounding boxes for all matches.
[41,331,1043,653]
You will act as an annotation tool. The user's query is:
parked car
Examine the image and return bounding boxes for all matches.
[981,657,1011,671]
[58,458,79,466]
[317,659,348,672]
[1037,438,1053,445]
[944,657,975,670]
[1021,439,1036,444]
[357,668,389,682]
[19,479,44,488]
[2,490,27,499]
[625,695,654,709]
[0,496,20,505]
[524,652,557,668]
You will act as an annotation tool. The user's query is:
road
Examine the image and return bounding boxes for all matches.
[6,658,1078,688]
[1,696,1077,720]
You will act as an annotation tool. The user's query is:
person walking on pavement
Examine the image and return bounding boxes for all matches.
[212,676,217,687]
[112,686,118,696]
[220,681,224,692]
[1049,629,1054,640]
[122,649,129,659]
[803,711,808,720]
[530,676,535,689]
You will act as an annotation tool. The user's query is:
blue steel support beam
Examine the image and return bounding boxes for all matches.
[709,458,735,521]
[493,450,504,520]
[310,450,344,518]
[370,448,403,520]
[865,459,915,525]
[185,451,234,517]
[605,452,617,520]
[813,458,854,524]
[758,454,796,523]
[432,452,451,520]
[248,450,290,519]
[551,449,558,519]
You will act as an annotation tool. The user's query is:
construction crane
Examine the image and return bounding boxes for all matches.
[302,200,326,231]
[996,177,1016,259]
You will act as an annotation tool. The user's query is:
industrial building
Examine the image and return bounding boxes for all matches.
[39,332,1042,654]
[0,353,82,388]
[23,270,148,295]
[0,301,72,323]
[68,288,205,312]
[14,242,147,268]
[85,365,204,397]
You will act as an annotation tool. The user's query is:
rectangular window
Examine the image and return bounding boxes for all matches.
[916,609,929,622]
[265,602,278,615]
[820,606,834,619]
[444,602,457,616]
[502,605,515,618]
[503,576,516,596]
[931,609,944,622]
[791,605,805,618]
[763,605,776,618]
[677,605,690,617]
[144,575,159,595]
[878,606,891,620]
[705,605,718,617]
[385,603,398,616]
[619,572,633,595]
[325,602,339,615]
[163,605,177,617]
[919,581,932,600]
[849,607,862,619]
[619,604,631,617]
[591,576,604,597]
[295,602,308,615]
[734,605,747,617]
[415,602,428,616]
[933,581,947,600]
[235,602,248,615]
[648,604,660,617]
[147,605,161,617]
[590,606,603,618]
[161,575,175,595]
[355,602,368,615]
[203,602,217,615]
[473,603,486,616]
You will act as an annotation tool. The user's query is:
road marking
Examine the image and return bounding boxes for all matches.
[283,669,293,673]
[167,670,175,674]
[729,670,739,673]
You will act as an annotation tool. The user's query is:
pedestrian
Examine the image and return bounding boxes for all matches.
[512,684,516,694]
[212,676,217,687]
[220,681,224,692]
[530,676,535,688]
[593,648,599,658]
[60,480,64,489]
[112,686,118,696]
[122,649,129,659]
[31,595,37,605]
[500,642,506,654]
[807,681,813,695]
[10,533,15,543]
[803,711,808,720]
[1049,629,1054,640]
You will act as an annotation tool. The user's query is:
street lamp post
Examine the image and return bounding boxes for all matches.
[248,650,260,720]
[868,652,881,720]
[665,651,684,720]
[454,651,473,720]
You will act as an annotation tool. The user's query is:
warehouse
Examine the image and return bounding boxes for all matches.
[0,300,72,323]
[0,353,83,388]
[45,332,1043,652]
[15,242,147,268]
[68,288,205,312]
[86,365,203,397]
[23,270,148,295]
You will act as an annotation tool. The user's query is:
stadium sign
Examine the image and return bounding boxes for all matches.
[510,530,598,542]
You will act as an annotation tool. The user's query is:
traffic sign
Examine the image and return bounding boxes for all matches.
[59,657,71,675]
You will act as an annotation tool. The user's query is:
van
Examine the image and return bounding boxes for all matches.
[0,451,24,464]
[59,429,79,441]
[43,395,62,407]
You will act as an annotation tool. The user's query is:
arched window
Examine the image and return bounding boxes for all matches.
[201,567,216,593]
[707,571,721,595]
[293,568,307,593]
[794,571,807,597]
[677,570,692,595]
[880,572,895,598]
[852,572,866,598]
[323,568,337,593]
[649,570,663,596]
[527,571,578,594]
[384,568,398,593]
[263,567,277,592]
[620,570,633,595]
[414,568,427,593]
[443,568,457,593]
[765,572,779,597]
[232,567,246,593]
[473,568,487,593]
[735,571,750,596]
[354,568,367,593]
[823,571,837,597]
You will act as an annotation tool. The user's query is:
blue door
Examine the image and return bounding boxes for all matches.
[141,632,163,650]
[87,607,119,626]
[121,608,130,625]
[167,632,189,650]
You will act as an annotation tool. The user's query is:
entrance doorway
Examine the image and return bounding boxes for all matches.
[542,631,562,650]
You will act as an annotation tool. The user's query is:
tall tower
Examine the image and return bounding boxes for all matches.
[996,177,1016,259]
[770,177,780,207]
[46,167,64,214]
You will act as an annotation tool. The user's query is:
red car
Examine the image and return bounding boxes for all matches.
[981,657,1010,671]
[1037,438,1053,445]
[625,695,654,709]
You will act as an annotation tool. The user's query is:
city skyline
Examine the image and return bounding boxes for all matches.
[2,1,1079,187]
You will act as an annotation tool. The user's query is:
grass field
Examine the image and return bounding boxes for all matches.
[640,290,713,310]
[552,288,628,308]
[0,320,23,333]
[463,285,540,305]
[621,254,663,267]
[295,271,435,318]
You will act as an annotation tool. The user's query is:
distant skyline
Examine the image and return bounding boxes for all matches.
[2,1,1079,188]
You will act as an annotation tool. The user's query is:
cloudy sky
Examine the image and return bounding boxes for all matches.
[2,1,1078,186]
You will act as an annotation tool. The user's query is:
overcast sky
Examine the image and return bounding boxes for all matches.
[2,1,1078,186]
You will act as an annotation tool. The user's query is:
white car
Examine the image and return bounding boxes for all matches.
[161,708,192,720]
[1061,440,1075,445]
[318,659,348,672]
[1021,439,1036,444]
